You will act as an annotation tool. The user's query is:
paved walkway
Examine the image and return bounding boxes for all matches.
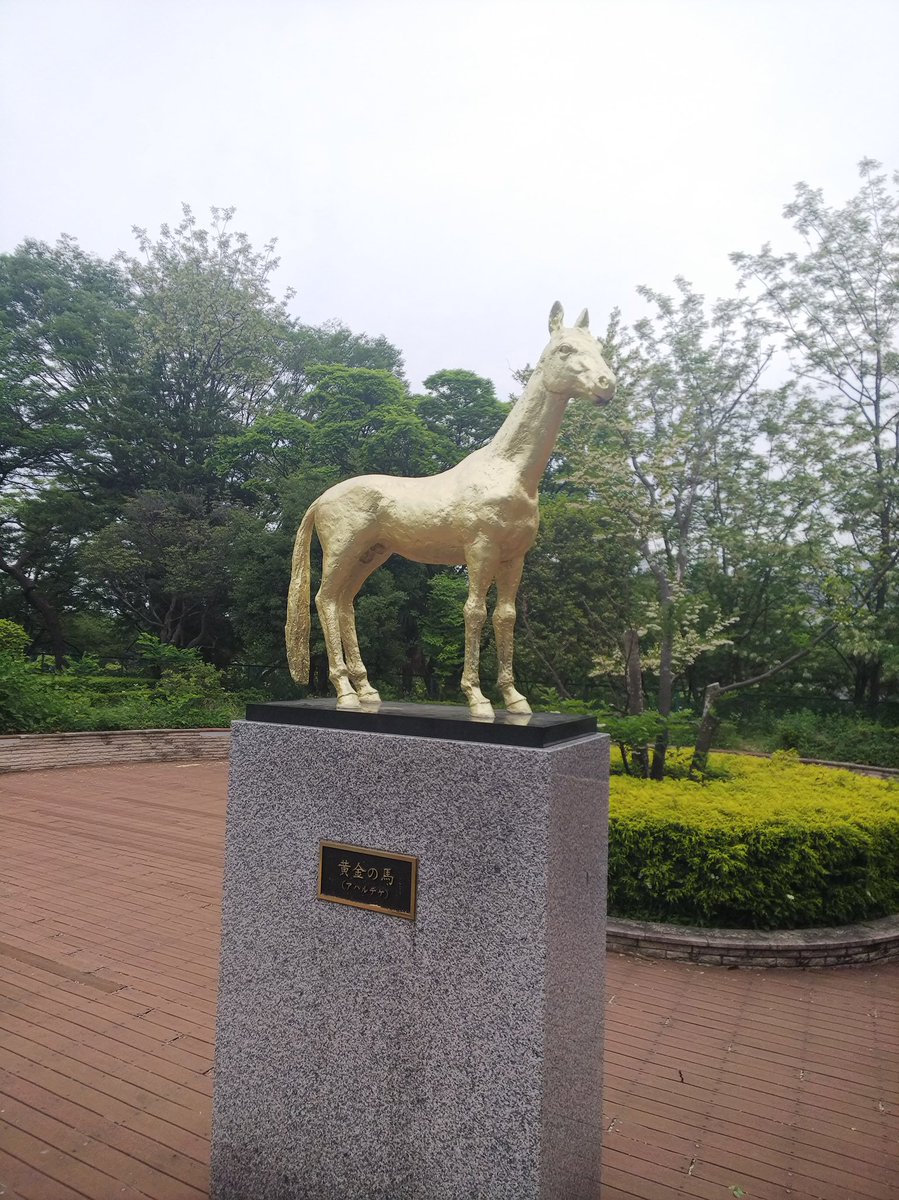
[0,762,895,1199]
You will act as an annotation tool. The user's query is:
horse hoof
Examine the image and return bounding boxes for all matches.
[358,688,381,706]
[505,698,532,714]
[336,693,362,710]
[469,701,495,720]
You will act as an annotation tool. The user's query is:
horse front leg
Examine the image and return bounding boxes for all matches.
[461,542,497,719]
[493,556,531,714]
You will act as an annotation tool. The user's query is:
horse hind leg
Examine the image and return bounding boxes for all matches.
[340,615,380,704]
[339,555,388,705]
[316,549,364,709]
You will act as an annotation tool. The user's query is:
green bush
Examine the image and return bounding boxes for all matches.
[0,636,241,733]
[772,709,899,769]
[0,652,70,733]
[532,690,699,774]
[52,674,147,696]
[0,620,30,657]
[608,753,899,929]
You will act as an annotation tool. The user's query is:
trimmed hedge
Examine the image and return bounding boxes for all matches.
[608,752,899,929]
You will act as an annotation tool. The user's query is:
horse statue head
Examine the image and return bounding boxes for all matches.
[540,302,616,404]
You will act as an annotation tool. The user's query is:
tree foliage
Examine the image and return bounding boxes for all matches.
[0,177,897,772]
[733,159,899,707]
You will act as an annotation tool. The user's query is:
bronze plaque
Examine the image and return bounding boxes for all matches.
[318,841,418,920]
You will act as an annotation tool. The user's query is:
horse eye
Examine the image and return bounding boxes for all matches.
[558,344,574,356]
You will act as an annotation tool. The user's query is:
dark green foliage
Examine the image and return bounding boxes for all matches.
[416,370,508,465]
[419,573,468,689]
[517,497,638,702]
[0,653,68,732]
[772,710,899,769]
[0,235,136,491]
[285,319,405,381]
[713,706,899,769]
[0,637,239,733]
[83,492,238,653]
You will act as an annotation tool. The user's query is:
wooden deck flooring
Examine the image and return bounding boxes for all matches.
[0,761,896,1199]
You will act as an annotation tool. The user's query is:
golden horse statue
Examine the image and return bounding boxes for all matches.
[286,303,616,718]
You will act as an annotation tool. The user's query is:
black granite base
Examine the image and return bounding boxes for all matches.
[243,698,596,748]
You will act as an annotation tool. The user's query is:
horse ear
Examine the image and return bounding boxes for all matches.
[574,308,590,329]
[548,301,564,333]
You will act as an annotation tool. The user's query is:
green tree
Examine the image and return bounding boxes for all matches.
[84,492,237,654]
[0,236,136,492]
[117,205,294,495]
[0,238,140,652]
[295,366,434,477]
[732,159,899,708]
[417,369,509,466]
[284,318,405,382]
[567,286,784,777]
[0,487,98,665]
[419,572,469,691]
[516,495,640,703]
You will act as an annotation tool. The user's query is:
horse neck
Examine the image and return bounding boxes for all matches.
[483,365,568,493]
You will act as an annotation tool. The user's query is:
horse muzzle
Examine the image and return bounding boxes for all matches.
[592,374,616,404]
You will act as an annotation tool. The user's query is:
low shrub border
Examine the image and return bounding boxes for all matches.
[607,913,899,967]
[609,752,899,929]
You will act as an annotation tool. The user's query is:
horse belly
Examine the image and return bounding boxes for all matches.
[382,513,468,566]
[322,474,537,567]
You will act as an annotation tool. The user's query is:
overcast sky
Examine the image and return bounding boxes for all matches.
[2,0,897,393]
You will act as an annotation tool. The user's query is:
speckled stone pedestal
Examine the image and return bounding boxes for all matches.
[211,716,609,1200]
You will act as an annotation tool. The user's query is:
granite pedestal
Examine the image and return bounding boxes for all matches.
[211,703,609,1200]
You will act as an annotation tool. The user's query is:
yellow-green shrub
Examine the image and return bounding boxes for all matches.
[608,753,899,929]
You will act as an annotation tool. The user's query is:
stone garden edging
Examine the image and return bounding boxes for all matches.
[607,913,899,967]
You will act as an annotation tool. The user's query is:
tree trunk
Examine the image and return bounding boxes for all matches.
[27,588,67,670]
[623,628,649,778]
[624,628,644,714]
[651,592,675,781]
[867,660,882,713]
[851,657,883,713]
[0,559,67,668]
[690,682,722,777]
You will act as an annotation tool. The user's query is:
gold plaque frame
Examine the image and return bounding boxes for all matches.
[317,840,418,921]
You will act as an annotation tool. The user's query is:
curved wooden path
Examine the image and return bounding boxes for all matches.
[0,762,896,1199]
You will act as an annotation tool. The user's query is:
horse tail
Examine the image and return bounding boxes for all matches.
[285,501,318,684]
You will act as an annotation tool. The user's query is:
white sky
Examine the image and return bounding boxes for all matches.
[2,0,898,393]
